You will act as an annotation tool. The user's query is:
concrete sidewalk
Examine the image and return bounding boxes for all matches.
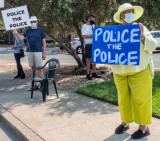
[0,71,160,141]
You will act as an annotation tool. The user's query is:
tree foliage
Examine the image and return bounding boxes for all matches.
[116,0,160,30]
[1,0,160,68]
[3,0,117,68]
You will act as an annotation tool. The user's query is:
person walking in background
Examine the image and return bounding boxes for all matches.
[113,3,158,139]
[82,14,101,80]
[13,16,46,90]
[12,29,25,79]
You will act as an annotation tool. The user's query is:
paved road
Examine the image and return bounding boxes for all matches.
[0,123,17,141]
[0,47,80,65]
[0,47,160,68]
[152,52,160,68]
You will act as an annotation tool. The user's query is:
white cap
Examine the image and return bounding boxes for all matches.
[30,16,38,22]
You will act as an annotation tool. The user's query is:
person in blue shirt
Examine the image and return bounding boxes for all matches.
[12,29,25,79]
[13,16,46,90]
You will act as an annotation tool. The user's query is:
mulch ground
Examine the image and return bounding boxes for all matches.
[0,60,113,91]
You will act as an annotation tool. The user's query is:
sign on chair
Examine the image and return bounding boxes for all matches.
[1,5,31,31]
[92,24,141,66]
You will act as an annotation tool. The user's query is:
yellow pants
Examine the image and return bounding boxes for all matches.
[113,65,152,125]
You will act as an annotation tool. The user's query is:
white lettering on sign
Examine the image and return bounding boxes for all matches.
[95,28,140,43]
[93,49,138,65]
[121,29,129,43]
[130,29,140,42]
[93,49,101,62]
[92,25,141,66]
[103,30,110,43]
[107,43,122,50]
[101,51,107,62]
[1,5,31,31]
[0,0,4,8]
[128,51,138,65]
[119,53,127,65]
[110,31,116,42]
[95,28,102,41]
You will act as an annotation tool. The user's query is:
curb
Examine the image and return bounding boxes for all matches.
[0,105,44,141]
[0,112,29,141]
[0,46,27,48]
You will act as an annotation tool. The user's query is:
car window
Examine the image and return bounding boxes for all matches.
[151,32,160,38]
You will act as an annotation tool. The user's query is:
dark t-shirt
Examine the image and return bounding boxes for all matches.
[23,28,46,52]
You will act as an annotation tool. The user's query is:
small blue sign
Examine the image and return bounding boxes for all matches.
[91,24,141,65]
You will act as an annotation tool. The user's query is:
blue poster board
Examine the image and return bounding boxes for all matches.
[91,24,141,65]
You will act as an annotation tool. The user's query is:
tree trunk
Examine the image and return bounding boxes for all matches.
[44,0,85,68]
[41,26,85,68]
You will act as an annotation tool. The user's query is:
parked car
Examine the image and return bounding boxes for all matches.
[150,31,160,50]
[71,38,82,54]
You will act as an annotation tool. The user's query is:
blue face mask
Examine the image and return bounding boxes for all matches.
[124,13,135,23]
[31,23,37,28]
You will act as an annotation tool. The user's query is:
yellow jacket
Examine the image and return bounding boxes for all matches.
[111,25,158,77]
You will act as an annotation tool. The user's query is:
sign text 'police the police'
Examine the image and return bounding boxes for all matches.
[92,24,141,66]
[1,5,31,31]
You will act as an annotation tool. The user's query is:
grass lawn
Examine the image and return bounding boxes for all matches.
[77,71,160,118]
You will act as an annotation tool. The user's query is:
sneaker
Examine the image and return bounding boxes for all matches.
[14,74,21,79]
[115,124,129,134]
[92,73,101,78]
[131,127,150,139]
[86,74,92,80]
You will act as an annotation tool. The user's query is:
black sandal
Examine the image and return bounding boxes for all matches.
[29,85,41,91]
[115,124,129,134]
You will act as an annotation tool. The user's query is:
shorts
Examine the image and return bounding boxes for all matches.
[27,52,43,67]
[85,44,92,58]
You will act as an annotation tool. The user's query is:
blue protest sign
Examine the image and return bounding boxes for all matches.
[91,24,141,65]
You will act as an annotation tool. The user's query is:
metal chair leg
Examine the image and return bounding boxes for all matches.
[31,81,34,99]
[53,81,58,98]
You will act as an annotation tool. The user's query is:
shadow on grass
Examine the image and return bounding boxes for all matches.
[77,80,118,105]
[152,72,160,118]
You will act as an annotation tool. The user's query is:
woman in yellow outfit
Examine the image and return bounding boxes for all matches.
[113,3,158,139]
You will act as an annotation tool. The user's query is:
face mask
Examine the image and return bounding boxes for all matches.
[90,20,95,25]
[124,13,135,23]
[31,23,37,28]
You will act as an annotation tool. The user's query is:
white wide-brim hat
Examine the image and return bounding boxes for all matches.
[30,16,38,22]
[113,3,144,23]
